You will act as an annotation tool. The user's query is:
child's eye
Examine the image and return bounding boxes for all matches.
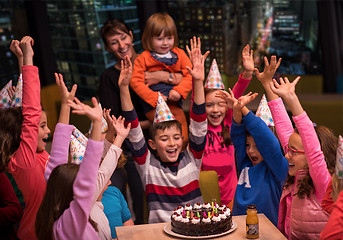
[121,36,127,41]
[206,104,213,108]
[168,37,173,40]
[111,41,118,45]
[174,136,181,140]
[160,138,168,141]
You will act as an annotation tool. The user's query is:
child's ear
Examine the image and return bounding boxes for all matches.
[148,139,157,150]
[129,31,133,40]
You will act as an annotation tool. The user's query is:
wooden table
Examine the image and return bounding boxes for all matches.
[116,213,286,239]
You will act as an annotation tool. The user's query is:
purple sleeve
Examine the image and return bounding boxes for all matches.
[54,139,103,239]
[224,73,251,125]
[44,123,74,181]
[293,112,331,202]
[268,98,294,150]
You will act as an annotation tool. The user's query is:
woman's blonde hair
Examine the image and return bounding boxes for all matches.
[141,12,178,51]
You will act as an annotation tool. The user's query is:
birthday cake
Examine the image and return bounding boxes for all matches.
[170,202,232,236]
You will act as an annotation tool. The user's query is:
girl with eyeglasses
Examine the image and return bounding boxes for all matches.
[255,58,337,239]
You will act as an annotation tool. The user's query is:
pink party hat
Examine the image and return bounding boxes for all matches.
[153,92,175,124]
[88,103,108,134]
[335,135,343,179]
[255,94,274,126]
[0,80,12,109]
[10,74,22,107]
[204,59,225,89]
[70,126,88,164]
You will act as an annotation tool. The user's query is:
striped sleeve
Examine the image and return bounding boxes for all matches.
[188,102,207,159]
[123,109,148,165]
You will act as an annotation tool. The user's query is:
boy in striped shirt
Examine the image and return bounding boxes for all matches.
[118,37,209,223]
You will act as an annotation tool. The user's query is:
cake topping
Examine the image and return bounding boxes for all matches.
[184,203,192,211]
[174,213,182,222]
[223,207,231,216]
[219,212,227,219]
[202,215,211,223]
[191,216,200,224]
[181,215,190,223]
[218,204,226,211]
[212,213,221,222]
[193,202,202,209]
[203,202,212,209]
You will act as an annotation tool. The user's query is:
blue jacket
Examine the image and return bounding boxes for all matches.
[230,111,288,226]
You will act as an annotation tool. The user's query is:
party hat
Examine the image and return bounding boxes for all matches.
[88,103,108,135]
[69,126,88,164]
[335,135,343,179]
[10,74,22,107]
[255,94,274,126]
[204,59,225,89]
[0,80,12,109]
[153,92,175,124]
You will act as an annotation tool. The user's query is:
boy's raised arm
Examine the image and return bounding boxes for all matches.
[118,56,133,111]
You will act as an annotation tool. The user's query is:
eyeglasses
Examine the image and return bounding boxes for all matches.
[284,145,305,157]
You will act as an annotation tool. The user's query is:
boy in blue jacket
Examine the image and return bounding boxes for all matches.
[218,89,288,226]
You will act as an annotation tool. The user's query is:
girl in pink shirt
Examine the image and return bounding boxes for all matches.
[0,36,50,240]
[201,44,253,207]
[255,57,337,239]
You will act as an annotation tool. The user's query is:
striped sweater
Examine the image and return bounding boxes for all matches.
[123,102,207,223]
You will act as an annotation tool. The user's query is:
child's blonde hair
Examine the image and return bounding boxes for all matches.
[141,12,178,51]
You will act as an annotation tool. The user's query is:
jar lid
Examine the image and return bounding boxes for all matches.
[247,204,256,209]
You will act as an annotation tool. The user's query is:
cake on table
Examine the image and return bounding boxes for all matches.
[171,202,232,236]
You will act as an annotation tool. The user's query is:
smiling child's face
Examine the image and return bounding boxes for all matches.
[37,111,50,152]
[148,125,183,163]
[205,90,227,127]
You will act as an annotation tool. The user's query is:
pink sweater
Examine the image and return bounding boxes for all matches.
[45,123,103,240]
[7,65,49,240]
[268,98,330,239]
[201,73,250,205]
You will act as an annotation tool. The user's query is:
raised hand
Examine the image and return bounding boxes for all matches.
[270,76,300,100]
[234,92,259,111]
[9,40,23,60]
[112,116,131,148]
[19,36,34,65]
[118,56,132,88]
[242,44,254,72]
[68,97,102,123]
[103,108,116,142]
[270,76,303,116]
[186,36,210,82]
[254,55,282,86]
[55,73,77,105]
[215,88,237,109]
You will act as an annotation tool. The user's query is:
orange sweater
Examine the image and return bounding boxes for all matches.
[130,47,193,108]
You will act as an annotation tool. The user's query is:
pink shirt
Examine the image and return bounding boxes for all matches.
[201,74,250,205]
[269,98,331,238]
[45,123,103,240]
[7,65,49,240]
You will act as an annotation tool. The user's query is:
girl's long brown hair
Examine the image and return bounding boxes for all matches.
[0,107,23,172]
[283,125,337,198]
[35,163,98,240]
